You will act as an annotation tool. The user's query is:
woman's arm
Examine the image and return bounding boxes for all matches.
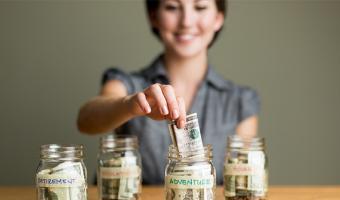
[77,79,134,134]
[236,116,258,139]
[77,80,186,135]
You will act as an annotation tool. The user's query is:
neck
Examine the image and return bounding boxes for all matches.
[163,51,208,85]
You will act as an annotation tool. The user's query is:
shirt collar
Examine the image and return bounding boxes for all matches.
[141,55,169,84]
[141,55,231,91]
[205,65,232,91]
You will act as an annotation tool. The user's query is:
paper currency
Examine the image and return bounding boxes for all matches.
[36,161,87,200]
[166,113,216,200]
[165,164,215,200]
[168,113,204,153]
[224,152,266,200]
[99,156,141,200]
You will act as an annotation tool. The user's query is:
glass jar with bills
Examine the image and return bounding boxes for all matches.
[224,136,268,200]
[165,144,216,200]
[97,134,142,200]
[36,144,87,200]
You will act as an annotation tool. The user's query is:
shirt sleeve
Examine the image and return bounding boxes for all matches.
[238,86,261,122]
[101,67,135,95]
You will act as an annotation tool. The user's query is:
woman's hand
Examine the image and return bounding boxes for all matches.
[124,84,186,128]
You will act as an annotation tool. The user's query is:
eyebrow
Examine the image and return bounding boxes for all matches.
[164,0,179,2]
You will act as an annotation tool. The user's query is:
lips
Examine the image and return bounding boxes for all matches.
[175,33,197,43]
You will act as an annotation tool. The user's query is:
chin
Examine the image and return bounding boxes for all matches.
[176,51,201,58]
[172,45,206,58]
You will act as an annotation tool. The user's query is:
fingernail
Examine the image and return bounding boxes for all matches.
[172,109,179,119]
[144,106,151,113]
[179,120,185,128]
[161,106,169,115]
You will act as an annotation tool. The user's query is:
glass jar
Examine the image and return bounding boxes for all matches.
[165,144,216,200]
[97,134,142,200]
[224,136,268,200]
[36,144,87,200]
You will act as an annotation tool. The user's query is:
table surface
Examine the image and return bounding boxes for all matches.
[1,186,340,200]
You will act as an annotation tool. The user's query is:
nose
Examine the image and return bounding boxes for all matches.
[180,7,195,28]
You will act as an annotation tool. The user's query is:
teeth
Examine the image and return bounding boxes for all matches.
[178,34,194,41]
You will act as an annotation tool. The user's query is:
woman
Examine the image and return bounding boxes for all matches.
[77,0,259,185]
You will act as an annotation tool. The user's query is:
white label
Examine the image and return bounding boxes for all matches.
[36,174,85,187]
[247,151,266,193]
[166,175,214,189]
[224,163,264,176]
[100,166,141,179]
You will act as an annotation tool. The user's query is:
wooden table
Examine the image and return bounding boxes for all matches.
[1,186,340,200]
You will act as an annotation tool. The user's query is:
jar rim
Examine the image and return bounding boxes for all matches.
[40,144,84,159]
[228,135,264,141]
[168,144,212,159]
[100,134,138,150]
[227,135,265,150]
[41,144,83,149]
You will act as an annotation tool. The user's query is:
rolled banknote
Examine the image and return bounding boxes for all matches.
[168,113,204,153]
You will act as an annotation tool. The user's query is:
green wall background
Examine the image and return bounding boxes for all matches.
[0,0,339,185]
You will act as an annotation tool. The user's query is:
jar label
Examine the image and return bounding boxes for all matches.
[36,174,85,187]
[173,163,211,173]
[224,163,263,176]
[165,175,214,189]
[224,164,267,197]
[100,166,141,179]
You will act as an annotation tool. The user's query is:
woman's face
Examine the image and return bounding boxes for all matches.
[153,0,224,58]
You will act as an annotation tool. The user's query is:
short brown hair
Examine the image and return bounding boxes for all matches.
[145,0,227,47]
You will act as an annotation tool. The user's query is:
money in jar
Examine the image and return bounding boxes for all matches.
[165,144,216,200]
[97,134,142,200]
[168,113,204,153]
[36,144,87,200]
[224,136,268,200]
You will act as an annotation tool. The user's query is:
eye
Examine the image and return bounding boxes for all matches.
[195,5,208,11]
[195,1,209,11]
[164,3,180,11]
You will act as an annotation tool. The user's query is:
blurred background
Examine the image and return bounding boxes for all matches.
[0,0,339,185]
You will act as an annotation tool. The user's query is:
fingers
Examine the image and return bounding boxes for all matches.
[147,84,169,115]
[144,84,185,122]
[176,96,186,128]
[161,85,179,119]
[135,92,151,114]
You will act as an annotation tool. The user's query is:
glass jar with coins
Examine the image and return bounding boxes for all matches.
[165,144,216,200]
[224,136,268,200]
[97,134,142,200]
[36,144,87,200]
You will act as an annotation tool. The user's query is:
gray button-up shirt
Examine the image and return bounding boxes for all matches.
[102,55,260,185]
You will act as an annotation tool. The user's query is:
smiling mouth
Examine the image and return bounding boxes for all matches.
[175,33,197,42]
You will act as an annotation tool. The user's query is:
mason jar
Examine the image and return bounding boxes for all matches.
[36,144,87,200]
[97,134,142,200]
[224,136,268,200]
[165,144,216,200]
